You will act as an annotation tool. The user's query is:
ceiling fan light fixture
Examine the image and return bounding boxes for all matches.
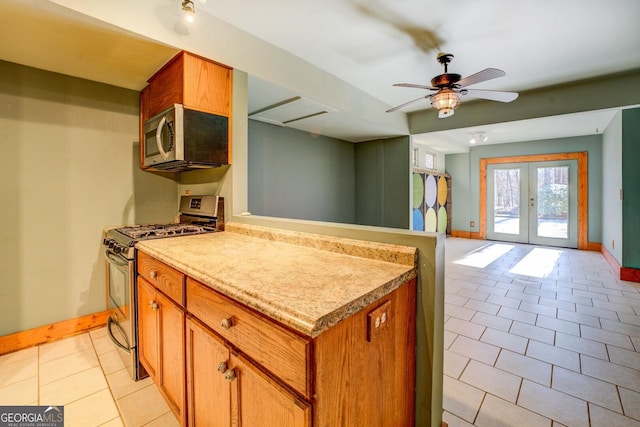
[182,0,195,22]
[431,89,460,118]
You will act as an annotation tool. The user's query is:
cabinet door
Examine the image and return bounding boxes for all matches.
[147,53,184,118]
[157,291,186,423]
[137,277,159,378]
[230,354,311,427]
[186,318,231,427]
[183,53,231,116]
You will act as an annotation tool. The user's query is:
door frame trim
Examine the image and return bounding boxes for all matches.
[479,152,588,250]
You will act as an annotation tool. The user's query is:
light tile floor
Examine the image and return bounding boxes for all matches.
[443,237,640,427]
[0,327,177,427]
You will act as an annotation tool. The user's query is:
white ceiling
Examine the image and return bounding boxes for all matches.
[412,109,620,154]
[204,0,640,112]
[201,0,640,149]
[2,0,639,151]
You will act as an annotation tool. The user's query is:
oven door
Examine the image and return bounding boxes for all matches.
[105,248,140,379]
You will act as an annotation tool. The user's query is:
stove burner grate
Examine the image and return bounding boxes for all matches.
[116,223,213,240]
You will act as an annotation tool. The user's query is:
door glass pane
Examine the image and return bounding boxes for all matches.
[493,169,520,234]
[537,166,569,238]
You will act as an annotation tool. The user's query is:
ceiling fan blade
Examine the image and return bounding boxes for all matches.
[386,95,429,112]
[457,68,506,88]
[393,83,438,90]
[462,89,519,102]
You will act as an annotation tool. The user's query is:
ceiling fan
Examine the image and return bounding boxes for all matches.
[386,52,518,118]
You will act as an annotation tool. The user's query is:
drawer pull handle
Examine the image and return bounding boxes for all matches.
[217,362,228,374]
[224,368,236,381]
[221,317,233,330]
[150,270,158,279]
[149,301,159,310]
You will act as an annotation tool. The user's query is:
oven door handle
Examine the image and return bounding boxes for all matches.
[107,316,131,353]
[105,249,129,267]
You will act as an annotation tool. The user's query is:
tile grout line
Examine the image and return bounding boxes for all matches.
[443,239,640,427]
[89,331,125,426]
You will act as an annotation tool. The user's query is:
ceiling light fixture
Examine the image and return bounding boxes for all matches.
[469,132,488,145]
[431,88,461,118]
[182,0,195,22]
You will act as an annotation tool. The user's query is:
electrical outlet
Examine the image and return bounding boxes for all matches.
[367,300,391,342]
[470,221,475,228]
[612,240,615,249]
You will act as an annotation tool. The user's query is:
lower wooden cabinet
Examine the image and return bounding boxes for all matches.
[137,277,186,425]
[230,352,311,427]
[186,317,231,427]
[138,278,159,378]
[139,251,416,427]
[186,317,310,427]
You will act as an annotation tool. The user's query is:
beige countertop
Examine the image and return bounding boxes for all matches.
[135,222,417,337]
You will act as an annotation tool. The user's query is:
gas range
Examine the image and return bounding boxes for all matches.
[103,195,223,381]
[103,195,223,259]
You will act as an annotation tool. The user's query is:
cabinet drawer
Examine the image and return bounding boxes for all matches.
[187,278,311,398]
[138,251,185,307]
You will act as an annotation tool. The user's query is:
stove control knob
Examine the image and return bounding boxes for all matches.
[113,245,122,254]
[103,238,110,246]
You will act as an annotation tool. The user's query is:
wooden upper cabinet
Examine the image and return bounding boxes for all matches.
[139,51,232,169]
[182,53,231,116]
[146,51,232,119]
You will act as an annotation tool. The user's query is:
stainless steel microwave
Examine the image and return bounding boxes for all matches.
[143,104,229,171]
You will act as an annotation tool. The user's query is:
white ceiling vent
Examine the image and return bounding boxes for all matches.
[249,96,338,126]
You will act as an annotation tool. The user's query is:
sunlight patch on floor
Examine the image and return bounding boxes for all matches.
[453,243,515,268]
[509,247,562,277]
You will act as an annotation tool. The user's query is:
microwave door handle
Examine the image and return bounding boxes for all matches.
[155,116,169,160]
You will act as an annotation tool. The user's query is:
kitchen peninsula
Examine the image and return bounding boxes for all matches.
[135,222,419,426]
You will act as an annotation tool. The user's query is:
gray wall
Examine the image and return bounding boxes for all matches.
[409,70,640,135]
[355,136,410,229]
[248,120,356,223]
[442,153,471,231]
[247,121,411,229]
[445,135,603,242]
[602,111,623,263]
[622,108,640,268]
[0,60,177,336]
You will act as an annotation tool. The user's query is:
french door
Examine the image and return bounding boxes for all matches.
[486,160,578,248]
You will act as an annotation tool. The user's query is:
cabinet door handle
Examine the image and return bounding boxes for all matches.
[149,301,159,310]
[150,270,158,279]
[217,361,228,374]
[221,317,233,330]
[224,368,236,381]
